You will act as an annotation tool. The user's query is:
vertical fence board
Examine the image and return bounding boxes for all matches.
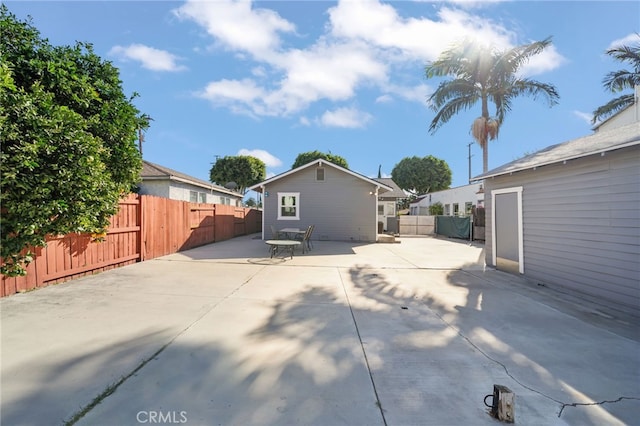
[1,193,260,297]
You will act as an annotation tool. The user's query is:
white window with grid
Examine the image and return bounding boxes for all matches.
[278,192,300,220]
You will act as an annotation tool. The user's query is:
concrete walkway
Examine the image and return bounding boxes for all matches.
[1,234,638,426]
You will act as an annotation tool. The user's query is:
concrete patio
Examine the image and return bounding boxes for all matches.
[1,234,638,425]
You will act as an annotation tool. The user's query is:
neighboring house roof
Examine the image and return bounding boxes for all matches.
[592,85,639,132]
[412,195,428,204]
[140,160,241,197]
[373,178,407,199]
[473,122,640,181]
[248,159,394,193]
[592,103,634,131]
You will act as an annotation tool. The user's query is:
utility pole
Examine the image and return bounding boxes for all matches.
[138,127,144,156]
[467,142,474,183]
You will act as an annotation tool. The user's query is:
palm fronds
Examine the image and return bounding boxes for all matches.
[593,34,640,123]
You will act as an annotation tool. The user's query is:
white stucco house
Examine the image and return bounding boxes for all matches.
[409,183,485,216]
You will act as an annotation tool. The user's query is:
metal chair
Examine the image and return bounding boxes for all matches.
[295,225,314,253]
[270,225,283,239]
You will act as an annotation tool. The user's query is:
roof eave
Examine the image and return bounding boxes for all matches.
[472,139,640,181]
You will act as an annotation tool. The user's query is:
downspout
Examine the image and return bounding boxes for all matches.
[259,185,266,240]
[375,186,380,241]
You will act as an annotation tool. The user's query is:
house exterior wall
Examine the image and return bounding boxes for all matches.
[410,183,484,216]
[262,166,378,242]
[138,180,241,206]
[484,145,640,310]
[138,180,171,199]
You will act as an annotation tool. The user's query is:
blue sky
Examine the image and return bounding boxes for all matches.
[7,1,640,192]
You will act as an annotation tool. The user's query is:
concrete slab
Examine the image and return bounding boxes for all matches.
[1,234,638,426]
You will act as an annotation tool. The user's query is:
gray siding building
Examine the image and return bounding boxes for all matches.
[474,122,639,311]
[249,159,393,242]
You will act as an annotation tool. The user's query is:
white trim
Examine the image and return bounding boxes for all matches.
[491,186,524,274]
[277,192,300,221]
[374,187,379,236]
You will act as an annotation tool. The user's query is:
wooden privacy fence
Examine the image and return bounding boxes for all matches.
[1,194,261,297]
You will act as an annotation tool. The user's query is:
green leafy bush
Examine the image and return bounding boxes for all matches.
[0,6,145,276]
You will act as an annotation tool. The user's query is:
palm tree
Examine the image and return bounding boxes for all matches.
[592,34,640,124]
[426,37,560,173]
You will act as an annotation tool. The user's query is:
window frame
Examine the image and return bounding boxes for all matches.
[277,192,300,220]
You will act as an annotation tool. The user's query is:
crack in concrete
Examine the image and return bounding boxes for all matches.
[422,292,640,419]
[558,397,640,418]
[338,268,388,426]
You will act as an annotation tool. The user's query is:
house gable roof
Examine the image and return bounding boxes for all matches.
[248,159,394,193]
[373,178,407,199]
[140,160,241,198]
[473,122,640,181]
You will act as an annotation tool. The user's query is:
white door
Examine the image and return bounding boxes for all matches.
[491,187,524,274]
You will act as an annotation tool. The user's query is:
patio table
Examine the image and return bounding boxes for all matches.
[265,240,301,259]
[278,228,306,240]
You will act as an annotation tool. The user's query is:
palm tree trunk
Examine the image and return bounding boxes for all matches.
[483,138,488,173]
[481,96,490,173]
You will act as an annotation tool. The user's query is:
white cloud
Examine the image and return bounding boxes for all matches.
[318,107,373,128]
[271,42,387,113]
[327,2,514,60]
[375,94,393,104]
[607,33,639,50]
[519,44,566,77]
[573,110,593,125]
[174,0,294,59]
[237,149,282,167]
[382,82,431,104]
[299,116,311,126]
[196,78,266,117]
[109,44,186,72]
[177,0,565,120]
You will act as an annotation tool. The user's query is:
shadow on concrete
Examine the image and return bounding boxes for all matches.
[344,263,639,425]
[3,260,638,426]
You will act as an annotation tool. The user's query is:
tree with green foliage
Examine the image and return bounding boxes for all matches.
[429,202,444,216]
[391,155,452,195]
[0,6,145,276]
[209,155,266,195]
[426,37,559,172]
[592,34,640,124]
[291,150,349,169]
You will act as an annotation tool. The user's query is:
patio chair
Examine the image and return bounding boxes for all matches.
[306,225,314,250]
[295,225,314,254]
[270,225,284,239]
